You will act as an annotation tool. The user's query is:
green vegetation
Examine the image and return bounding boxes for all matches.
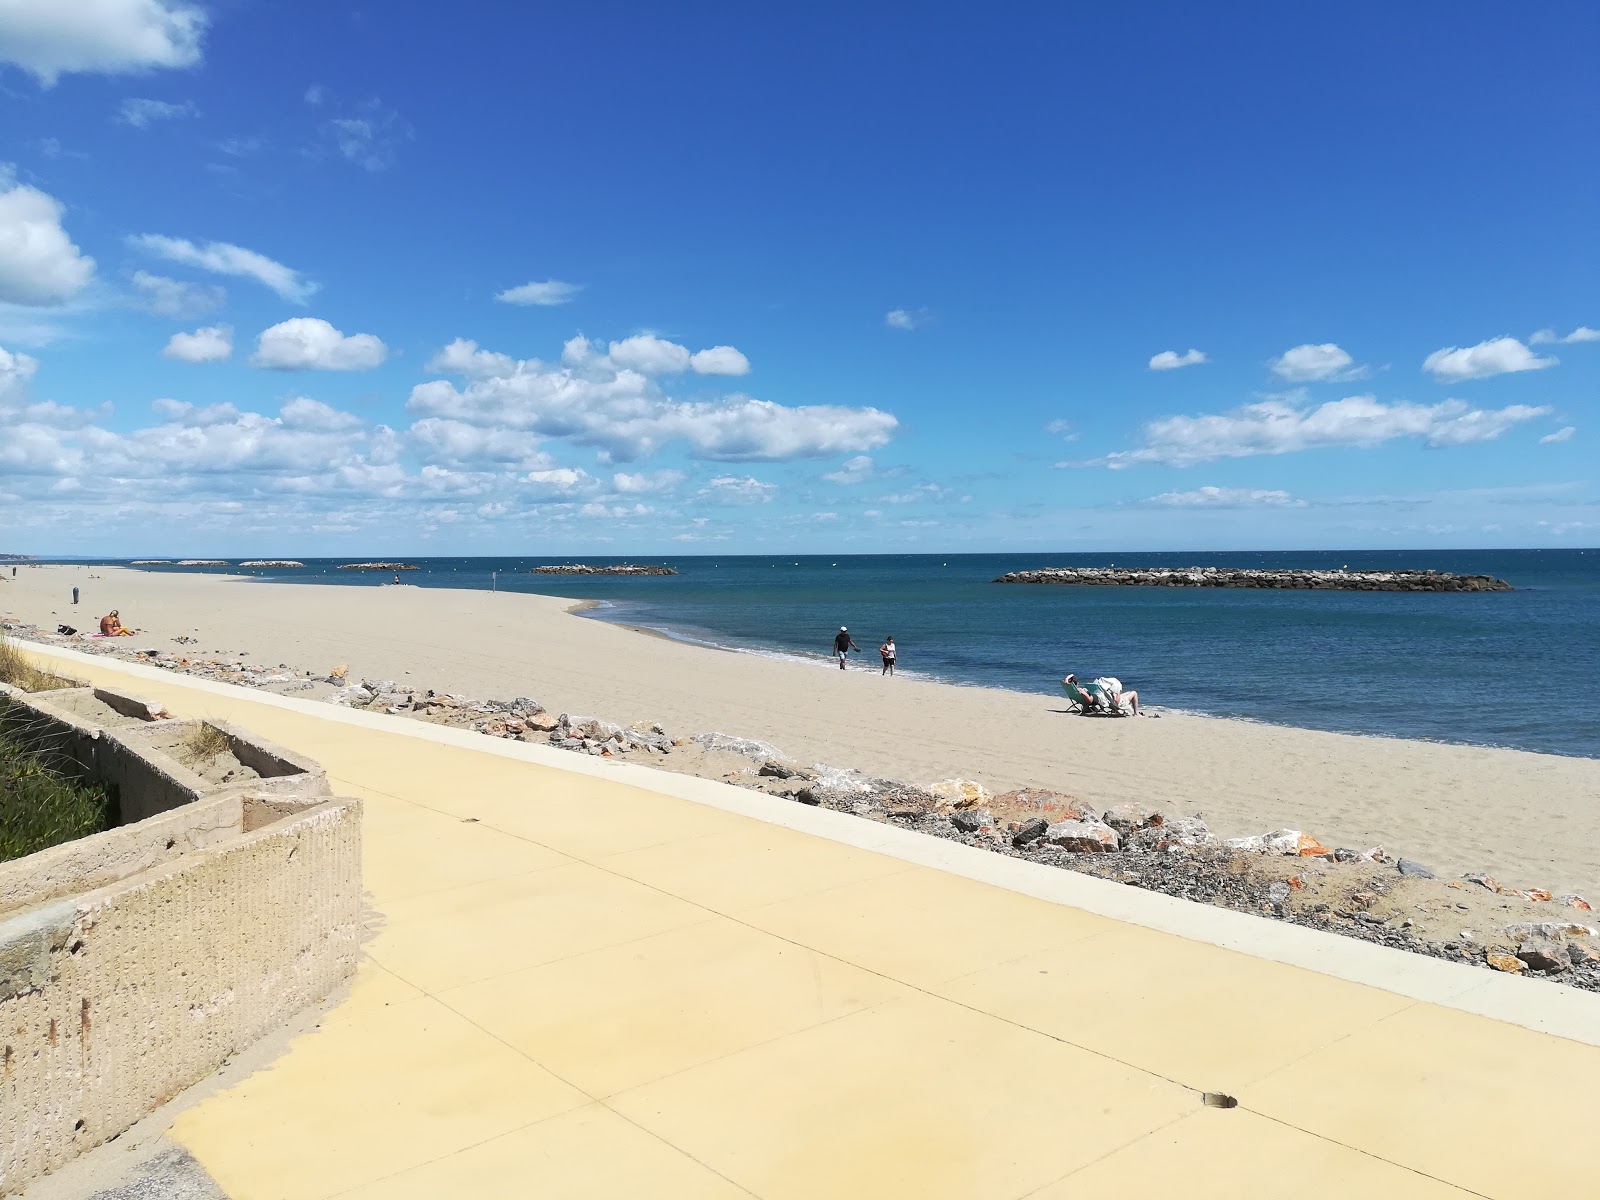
[1,705,117,863]
[0,637,76,692]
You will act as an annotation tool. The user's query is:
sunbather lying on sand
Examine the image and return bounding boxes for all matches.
[1063,673,1139,716]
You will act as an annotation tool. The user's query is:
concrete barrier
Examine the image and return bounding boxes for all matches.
[0,672,360,1194]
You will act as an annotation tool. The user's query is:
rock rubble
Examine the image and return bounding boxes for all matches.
[993,567,1513,592]
[530,564,678,575]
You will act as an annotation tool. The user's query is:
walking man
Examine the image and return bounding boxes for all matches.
[832,626,859,669]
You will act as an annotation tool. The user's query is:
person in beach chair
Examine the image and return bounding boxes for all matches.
[1062,673,1139,716]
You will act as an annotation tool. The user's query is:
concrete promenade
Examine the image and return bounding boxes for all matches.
[19,645,1600,1199]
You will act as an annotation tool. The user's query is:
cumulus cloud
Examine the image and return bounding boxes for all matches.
[1092,394,1550,468]
[696,475,777,505]
[1423,337,1555,383]
[612,469,685,493]
[1145,486,1306,508]
[689,345,750,376]
[885,308,929,331]
[408,417,548,467]
[823,455,876,484]
[1539,426,1576,445]
[524,466,596,496]
[116,96,195,127]
[162,324,230,363]
[0,0,206,85]
[1529,327,1599,346]
[0,344,41,396]
[0,169,96,305]
[128,234,315,303]
[251,318,387,371]
[606,333,691,374]
[1270,343,1362,382]
[413,335,893,463]
[129,269,223,318]
[280,396,362,432]
[495,280,581,306]
[1149,348,1207,371]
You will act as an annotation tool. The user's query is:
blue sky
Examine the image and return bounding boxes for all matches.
[0,0,1595,556]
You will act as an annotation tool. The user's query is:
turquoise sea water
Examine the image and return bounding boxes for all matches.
[113,549,1599,759]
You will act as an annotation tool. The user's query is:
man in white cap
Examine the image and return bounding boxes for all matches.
[831,626,859,669]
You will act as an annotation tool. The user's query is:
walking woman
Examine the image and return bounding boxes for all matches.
[880,635,897,676]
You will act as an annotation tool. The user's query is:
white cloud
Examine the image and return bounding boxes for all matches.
[413,335,896,462]
[424,338,517,379]
[0,344,40,396]
[823,455,876,484]
[128,234,315,302]
[129,269,223,318]
[885,308,929,331]
[495,280,581,306]
[0,170,96,305]
[251,318,387,371]
[162,324,230,363]
[320,100,410,171]
[696,475,776,505]
[1149,348,1207,371]
[1045,419,1080,442]
[1529,327,1599,346]
[280,396,362,432]
[408,418,548,467]
[1146,486,1306,508]
[613,469,685,493]
[0,0,205,85]
[607,334,692,374]
[1270,343,1362,382]
[524,466,596,496]
[689,345,750,376]
[1539,426,1576,445]
[304,84,326,107]
[1422,337,1555,383]
[116,96,196,127]
[1095,394,1550,468]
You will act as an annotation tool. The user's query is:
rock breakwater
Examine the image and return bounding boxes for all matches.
[531,564,678,576]
[336,562,419,571]
[994,567,1512,592]
[239,560,305,568]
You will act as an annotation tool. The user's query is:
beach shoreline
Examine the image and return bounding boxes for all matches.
[4,563,1597,893]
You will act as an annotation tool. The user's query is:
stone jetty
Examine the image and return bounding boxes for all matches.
[175,559,230,567]
[239,560,306,568]
[531,564,678,576]
[336,562,419,571]
[993,566,1512,592]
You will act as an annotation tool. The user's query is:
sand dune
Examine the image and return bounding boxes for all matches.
[5,564,1597,892]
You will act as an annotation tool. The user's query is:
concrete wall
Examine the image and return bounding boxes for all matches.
[0,671,361,1195]
[0,797,362,1191]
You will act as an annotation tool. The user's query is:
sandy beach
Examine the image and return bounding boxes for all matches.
[4,563,1597,893]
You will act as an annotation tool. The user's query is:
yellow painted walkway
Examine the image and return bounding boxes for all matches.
[28,649,1600,1198]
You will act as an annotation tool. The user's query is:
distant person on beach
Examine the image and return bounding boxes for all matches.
[1063,673,1140,716]
[393,573,400,585]
[832,626,859,669]
[880,636,896,676]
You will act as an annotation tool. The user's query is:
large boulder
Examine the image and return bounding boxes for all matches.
[1011,818,1049,847]
[1516,941,1572,974]
[1103,803,1164,838]
[1042,818,1120,853]
[1127,815,1216,852]
[950,809,993,835]
[1223,829,1329,857]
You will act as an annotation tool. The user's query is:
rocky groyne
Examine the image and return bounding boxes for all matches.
[531,564,678,576]
[175,560,229,567]
[239,560,306,568]
[336,562,418,571]
[994,567,1512,592]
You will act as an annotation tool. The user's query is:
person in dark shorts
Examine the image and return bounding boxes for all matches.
[879,635,896,675]
[832,626,859,669]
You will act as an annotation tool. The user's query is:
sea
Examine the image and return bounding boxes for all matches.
[103,549,1599,759]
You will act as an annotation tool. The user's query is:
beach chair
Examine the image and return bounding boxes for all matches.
[1063,678,1132,717]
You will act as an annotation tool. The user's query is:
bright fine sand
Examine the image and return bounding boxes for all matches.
[5,564,1598,893]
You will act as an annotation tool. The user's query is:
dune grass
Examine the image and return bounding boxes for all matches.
[0,707,117,863]
[0,636,76,693]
